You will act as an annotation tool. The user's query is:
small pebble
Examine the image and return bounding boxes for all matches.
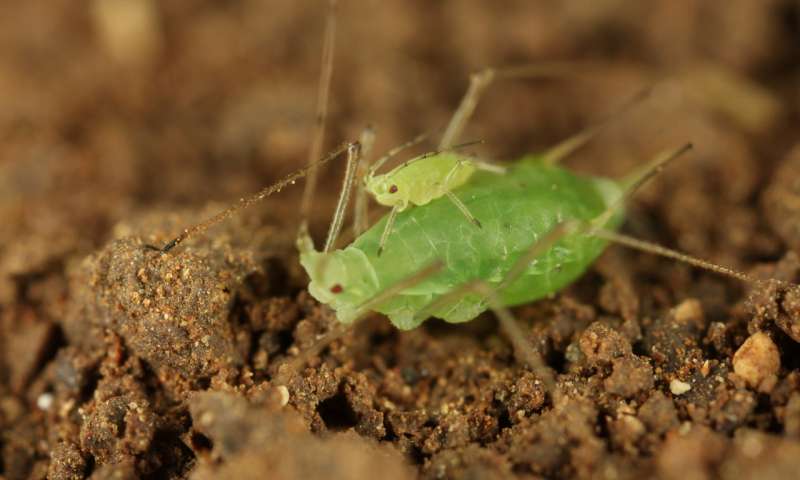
[733,331,780,392]
[277,385,290,407]
[670,379,691,395]
[36,392,54,411]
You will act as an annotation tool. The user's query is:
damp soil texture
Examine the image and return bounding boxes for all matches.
[4,1,800,479]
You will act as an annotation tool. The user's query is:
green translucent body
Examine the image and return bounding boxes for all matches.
[301,155,624,330]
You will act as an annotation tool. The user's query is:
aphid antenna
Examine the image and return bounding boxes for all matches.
[146,142,352,253]
[152,0,345,255]
[541,85,653,165]
[273,261,444,386]
[366,132,430,178]
[389,139,487,175]
[300,0,338,227]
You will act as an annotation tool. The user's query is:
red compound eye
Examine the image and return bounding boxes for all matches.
[388,185,398,194]
[330,284,343,294]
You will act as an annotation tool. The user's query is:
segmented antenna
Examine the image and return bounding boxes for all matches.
[300,0,338,224]
[147,142,352,253]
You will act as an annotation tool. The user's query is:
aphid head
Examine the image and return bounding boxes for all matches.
[297,234,380,324]
[365,174,406,209]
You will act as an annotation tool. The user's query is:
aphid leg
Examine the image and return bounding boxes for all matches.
[583,141,757,284]
[377,205,400,256]
[445,191,482,228]
[593,229,755,283]
[590,143,693,231]
[352,126,376,237]
[323,143,361,252]
[439,68,495,149]
[438,156,485,228]
[468,158,507,174]
[300,0,338,224]
[439,63,605,150]
[541,86,652,165]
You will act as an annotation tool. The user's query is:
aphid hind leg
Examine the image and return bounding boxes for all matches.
[586,143,754,283]
[590,143,693,232]
[541,86,652,165]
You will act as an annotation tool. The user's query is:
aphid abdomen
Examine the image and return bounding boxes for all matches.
[347,156,624,329]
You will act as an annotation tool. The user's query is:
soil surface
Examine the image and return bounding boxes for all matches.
[3,1,800,479]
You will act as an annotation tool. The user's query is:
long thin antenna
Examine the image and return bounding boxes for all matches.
[148,142,351,253]
[367,132,429,178]
[300,0,338,223]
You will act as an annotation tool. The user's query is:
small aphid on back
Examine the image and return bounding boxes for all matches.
[360,136,505,255]
[366,151,477,211]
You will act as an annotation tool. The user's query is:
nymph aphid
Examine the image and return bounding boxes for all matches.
[362,134,504,255]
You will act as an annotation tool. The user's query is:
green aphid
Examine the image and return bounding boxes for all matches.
[299,152,625,330]
[361,138,506,255]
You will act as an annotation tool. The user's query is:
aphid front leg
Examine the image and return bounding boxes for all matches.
[438,63,651,164]
[352,126,376,237]
[322,142,361,252]
[377,205,400,257]
[439,64,585,149]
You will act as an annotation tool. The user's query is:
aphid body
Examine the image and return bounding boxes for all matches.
[299,153,624,330]
[365,152,475,210]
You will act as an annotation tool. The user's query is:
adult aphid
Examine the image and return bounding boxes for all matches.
[149,2,757,386]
